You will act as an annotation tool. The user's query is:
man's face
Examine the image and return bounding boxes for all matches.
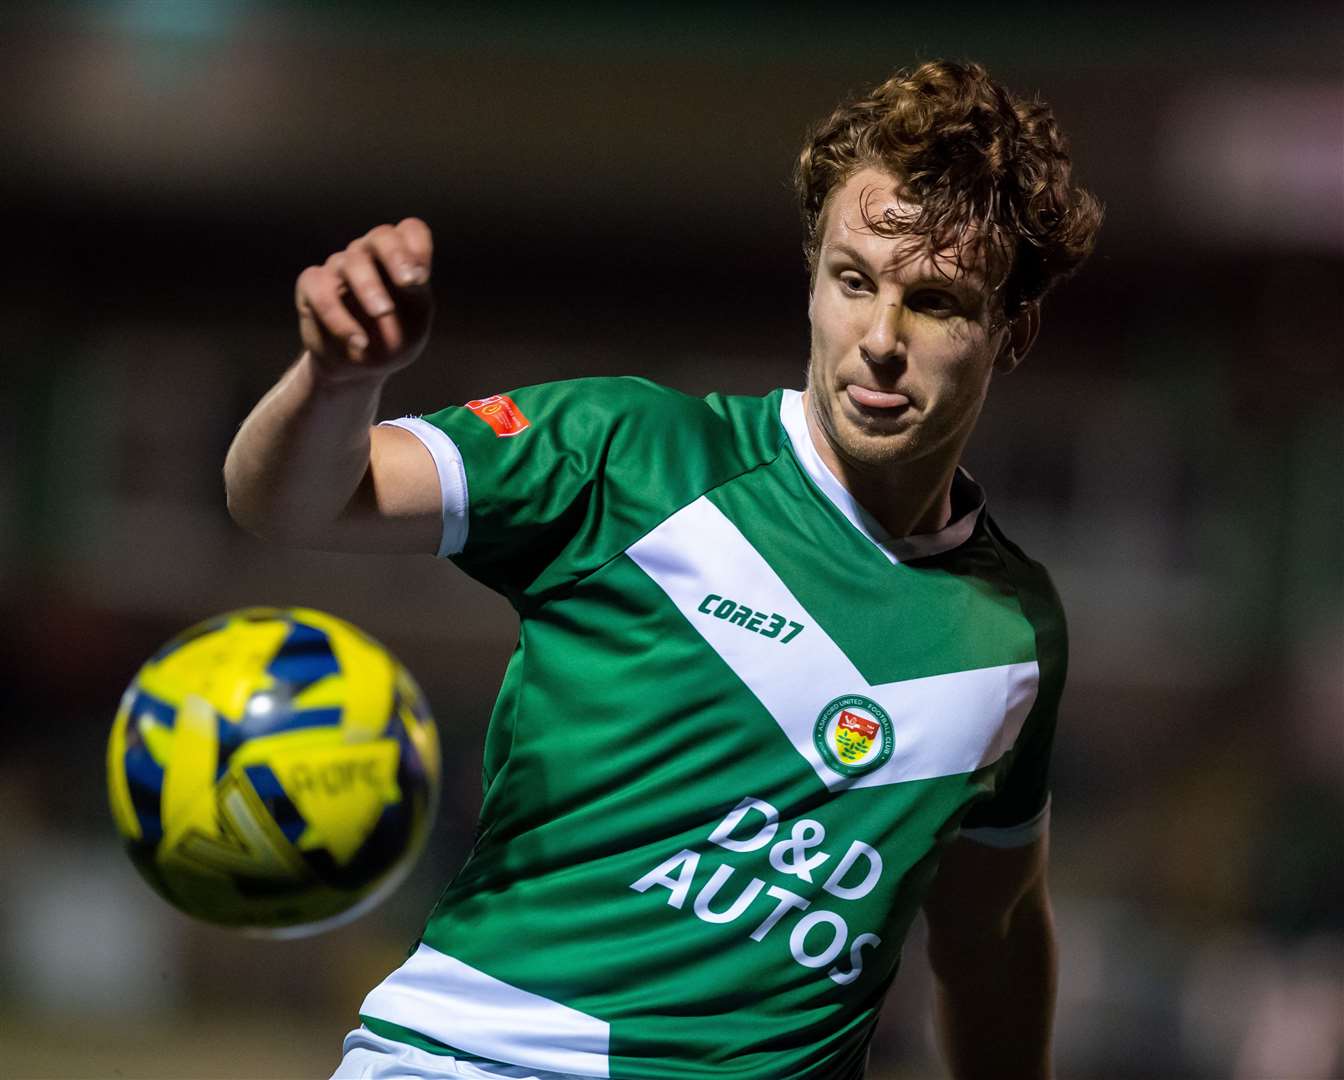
[806,167,1014,480]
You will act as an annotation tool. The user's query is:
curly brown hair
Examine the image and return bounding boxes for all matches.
[796,60,1103,322]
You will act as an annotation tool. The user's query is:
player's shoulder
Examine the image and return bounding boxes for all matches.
[979,510,1067,635]
[514,375,779,416]
[980,511,1056,584]
[508,374,679,412]
[510,376,787,458]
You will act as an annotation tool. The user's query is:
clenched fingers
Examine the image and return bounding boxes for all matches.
[369,218,433,287]
[294,218,435,371]
[296,263,369,355]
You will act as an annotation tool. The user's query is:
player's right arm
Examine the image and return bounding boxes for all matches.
[224,218,443,555]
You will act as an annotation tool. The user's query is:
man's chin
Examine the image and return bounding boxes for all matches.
[833,425,920,470]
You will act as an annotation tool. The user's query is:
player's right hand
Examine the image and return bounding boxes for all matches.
[295,218,434,383]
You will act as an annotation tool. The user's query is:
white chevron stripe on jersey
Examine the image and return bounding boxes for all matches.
[360,942,611,1077]
[626,496,1038,792]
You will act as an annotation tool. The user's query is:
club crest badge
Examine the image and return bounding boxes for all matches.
[814,695,894,777]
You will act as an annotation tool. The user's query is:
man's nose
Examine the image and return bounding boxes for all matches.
[860,302,906,365]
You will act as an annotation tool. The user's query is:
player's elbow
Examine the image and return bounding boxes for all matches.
[224,480,317,549]
[224,476,263,538]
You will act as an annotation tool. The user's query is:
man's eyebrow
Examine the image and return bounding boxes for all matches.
[823,240,988,289]
[824,241,885,272]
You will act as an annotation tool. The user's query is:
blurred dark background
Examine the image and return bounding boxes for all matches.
[1,3,1341,1077]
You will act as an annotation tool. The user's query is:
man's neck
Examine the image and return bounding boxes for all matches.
[803,400,961,541]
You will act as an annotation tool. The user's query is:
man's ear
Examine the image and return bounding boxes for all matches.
[995,303,1040,374]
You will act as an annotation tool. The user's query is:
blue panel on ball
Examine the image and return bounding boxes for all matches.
[389,698,429,793]
[243,763,307,844]
[217,713,246,777]
[257,706,343,735]
[130,690,177,731]
[121,697,169,844]
[123,744,165,791]
[131,808,163,845]
[383,698,405,742]
[267,622,340,693]
[220,703,345,778]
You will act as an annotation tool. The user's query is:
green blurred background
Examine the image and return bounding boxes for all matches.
[1,2,1340,1077]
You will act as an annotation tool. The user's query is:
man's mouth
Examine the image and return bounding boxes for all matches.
[846,384,910,411]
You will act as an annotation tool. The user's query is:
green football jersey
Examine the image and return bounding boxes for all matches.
[360,377,1066,1080]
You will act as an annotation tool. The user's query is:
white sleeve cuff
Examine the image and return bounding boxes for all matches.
[378,417,469,558]
[957,796,1051,849]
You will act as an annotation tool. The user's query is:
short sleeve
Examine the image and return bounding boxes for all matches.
[379,415,469,559]
[958,564,1067,848]
[381,377,761,606]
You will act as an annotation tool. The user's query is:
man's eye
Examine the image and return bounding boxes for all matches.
[910,291,960,314]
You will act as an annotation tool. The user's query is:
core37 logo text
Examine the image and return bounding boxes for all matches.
[697,595,805,644]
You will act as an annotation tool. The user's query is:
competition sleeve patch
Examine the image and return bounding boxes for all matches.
[466,394,531,437]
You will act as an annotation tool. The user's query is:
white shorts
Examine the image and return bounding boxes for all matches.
[331,1026,596,1080]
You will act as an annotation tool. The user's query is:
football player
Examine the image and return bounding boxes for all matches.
[226,59,1101,1080]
